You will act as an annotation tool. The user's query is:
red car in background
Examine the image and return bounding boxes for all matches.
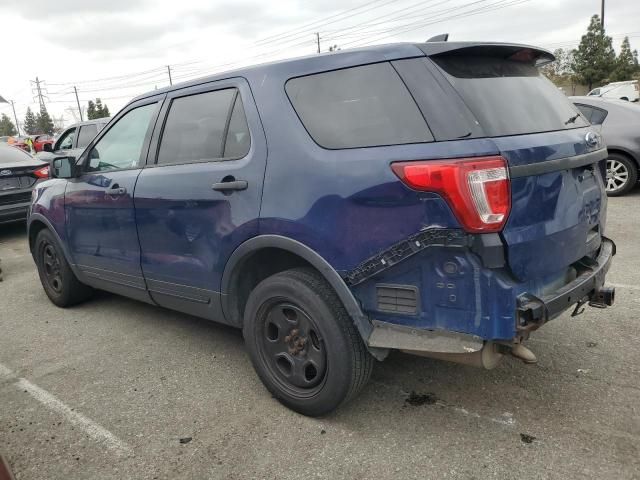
[32,134,54,152]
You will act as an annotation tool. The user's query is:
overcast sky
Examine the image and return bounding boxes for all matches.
[1,0,639,129]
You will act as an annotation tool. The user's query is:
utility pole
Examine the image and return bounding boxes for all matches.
[601,0,605,29]
[32,77,46,111]
[167,65,173,86]
[315,32,321,54]
[73,86,83,122]
[9,100,20,136]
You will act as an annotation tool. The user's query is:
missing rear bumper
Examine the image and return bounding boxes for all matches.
[516,237,616,334]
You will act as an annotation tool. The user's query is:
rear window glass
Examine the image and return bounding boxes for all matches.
[286,63,433,149]
[433,55,589,136]
[0,144,32,163]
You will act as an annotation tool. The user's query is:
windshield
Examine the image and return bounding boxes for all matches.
[433,55,589,137]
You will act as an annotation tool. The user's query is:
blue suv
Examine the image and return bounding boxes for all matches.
[29,41,615,416]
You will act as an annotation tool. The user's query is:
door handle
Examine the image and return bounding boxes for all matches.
[211,180,248,192]
[106,186,127,195]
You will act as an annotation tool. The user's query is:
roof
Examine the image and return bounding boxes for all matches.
[131,41,552,104]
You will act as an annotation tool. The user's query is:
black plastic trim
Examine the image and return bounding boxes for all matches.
[221,235,376,348]
[509,148,607,178]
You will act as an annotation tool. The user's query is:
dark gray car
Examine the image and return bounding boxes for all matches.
[37,118,109,163]
[0,144,49,224]
[571,96,640,196]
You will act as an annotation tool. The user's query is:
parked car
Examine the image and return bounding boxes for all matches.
[37,118,109,162]
[587,80,639,102]
[28,42,615,416]
[0,144,49,224]
[32,134,55,152]
[571,96,640,196]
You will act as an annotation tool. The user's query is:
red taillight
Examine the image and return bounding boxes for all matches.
[33,165,49,179]
[391,156,511,233]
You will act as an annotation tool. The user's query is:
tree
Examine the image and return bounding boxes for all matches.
[87,98,110,119]
[611,36,639,81]
[36,104,54,135]
[571,15,616,90]
[87,100,97,120]
[0,114,17,136]
[23,107,38,135]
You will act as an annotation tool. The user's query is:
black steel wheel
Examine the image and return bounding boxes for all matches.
[256,301,328,396]
[243,268,373,416]
[34,229,93,307]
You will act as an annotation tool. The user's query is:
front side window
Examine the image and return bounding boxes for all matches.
[56,128,76,150]
[157,88,250,165]
[76,124,99,149]
[87,103,156,172]
[286,63,433,149]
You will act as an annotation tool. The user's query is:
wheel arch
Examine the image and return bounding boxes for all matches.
[27,214,77,274]
[221,235,375,349]
[607,147,640,168]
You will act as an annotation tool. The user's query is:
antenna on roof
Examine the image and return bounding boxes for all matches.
[426,34,449,42]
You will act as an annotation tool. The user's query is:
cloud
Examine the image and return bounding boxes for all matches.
[0,0,143,16]
[41,16,170,52]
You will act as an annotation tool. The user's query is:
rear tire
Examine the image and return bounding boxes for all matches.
[605,153,637,196]
[34,229,93,307]
[243,267,373,416]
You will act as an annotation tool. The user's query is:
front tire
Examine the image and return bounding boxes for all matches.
[243,268,373,416]
[605,153,637,196]
[34,229,93,307]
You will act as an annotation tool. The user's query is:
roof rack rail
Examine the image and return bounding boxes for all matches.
[426,34,449,42]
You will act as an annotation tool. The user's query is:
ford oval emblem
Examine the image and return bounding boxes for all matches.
[0,169,11,176]
[585,131,601,148]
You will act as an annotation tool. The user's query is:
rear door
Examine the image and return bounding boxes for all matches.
[134,78,267,322]
[64,97,163,302]
[397,47,607,281]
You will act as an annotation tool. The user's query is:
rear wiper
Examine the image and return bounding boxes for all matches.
[565,113,581,125]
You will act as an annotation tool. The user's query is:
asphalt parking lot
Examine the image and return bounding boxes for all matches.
[0,190,639,480]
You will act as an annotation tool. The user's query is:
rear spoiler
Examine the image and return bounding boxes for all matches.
[416,42,555,67]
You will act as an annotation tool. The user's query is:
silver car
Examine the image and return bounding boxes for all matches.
[571,96,640,196]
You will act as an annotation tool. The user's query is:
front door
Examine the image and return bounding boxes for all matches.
[65,98,163,302]
[134,79,267,322]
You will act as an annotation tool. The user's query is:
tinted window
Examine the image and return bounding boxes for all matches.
[433,56,589,136]
[575,104,594,121]
[286,63,433,149]
[223,95,250,158]
[590,107,608,125]
[87,103,156,172]
[56,128,76,150]
[76,124,99,149]
[157,89,237,165]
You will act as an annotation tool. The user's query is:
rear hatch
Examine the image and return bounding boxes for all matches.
[406,44,607,282]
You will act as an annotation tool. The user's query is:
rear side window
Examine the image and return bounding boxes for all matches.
[432,55,589,136]
[76,124,98,149]
[286,63,433,149]
[575,104,608,125]
[157,88,250,165]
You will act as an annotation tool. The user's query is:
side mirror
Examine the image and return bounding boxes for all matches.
[52,156,77,179]
[43,143,53,152]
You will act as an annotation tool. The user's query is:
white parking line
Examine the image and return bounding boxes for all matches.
[608,283,640,291]
[0,363,132,456]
